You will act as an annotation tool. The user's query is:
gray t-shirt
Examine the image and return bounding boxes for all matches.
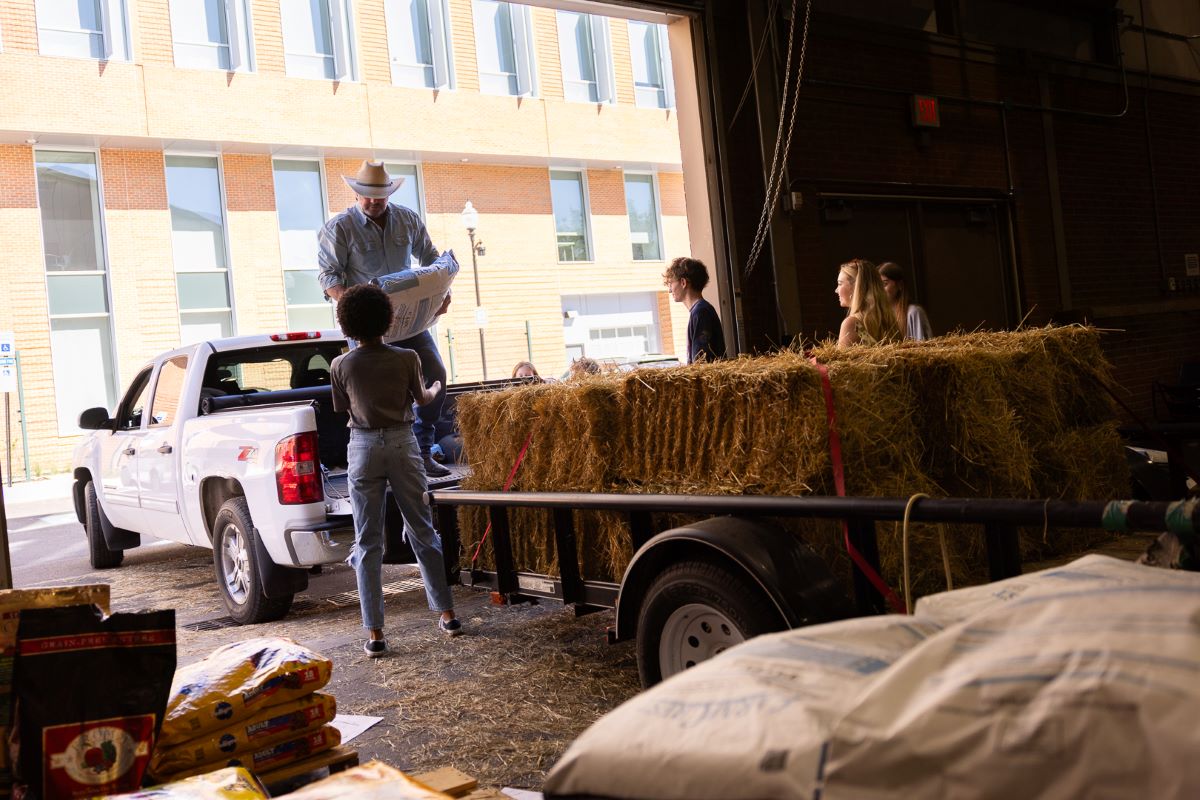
[330,344,424,429]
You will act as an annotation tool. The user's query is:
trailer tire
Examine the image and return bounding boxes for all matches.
[636,559,782,687]
[212,497,292,624]
[83,481,124,569]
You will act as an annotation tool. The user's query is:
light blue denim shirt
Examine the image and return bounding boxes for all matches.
[317,203,439,294]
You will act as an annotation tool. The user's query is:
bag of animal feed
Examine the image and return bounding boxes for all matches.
[164,726,341,782]
[103,766,268,799]
[543,615,943,800]
[150,693,336,780]
[373,250,459,341]
[11,605,175,799]
[0,585,110,800]
[159,639,332,749]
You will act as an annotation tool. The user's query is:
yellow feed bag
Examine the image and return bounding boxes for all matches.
[96,766,268,799]
[159,639,332,748]
[151,693,336,779]
[166,726,342,782]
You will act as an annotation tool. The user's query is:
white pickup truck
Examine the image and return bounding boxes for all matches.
[71,330,440,624]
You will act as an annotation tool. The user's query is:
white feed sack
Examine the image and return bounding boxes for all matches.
[543,556,1200,800]
[912,552,1200,625]
[819,558,1200,799]
[373,250,460,341]
[543,616,945,800]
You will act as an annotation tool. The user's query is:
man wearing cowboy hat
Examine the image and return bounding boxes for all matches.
[317,160,452,478]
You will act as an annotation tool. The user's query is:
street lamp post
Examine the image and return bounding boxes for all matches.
[461,201,487,380]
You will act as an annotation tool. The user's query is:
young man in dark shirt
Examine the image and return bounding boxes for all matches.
[663,257,726,363]
[330,284,461,657]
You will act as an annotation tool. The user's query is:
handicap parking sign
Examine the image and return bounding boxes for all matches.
[0,332,14,392]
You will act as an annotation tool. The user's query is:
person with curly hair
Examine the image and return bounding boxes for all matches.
[330,284,461,657]
[835,258,902,347]
[662,257,726,363]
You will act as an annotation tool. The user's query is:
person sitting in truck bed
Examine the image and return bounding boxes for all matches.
[330,284,462,657]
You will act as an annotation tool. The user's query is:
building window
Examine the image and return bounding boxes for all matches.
[165,155,235,345]
[385,0,453,88]
[624,173,662,261]
[280,0,357,80]
[36,0,131,60]
[170,0,255,71]
[472,0,535,96]
[556,11,613,103]
[551,169,591,262]
[383,162,424,218]
[273,160,333,331]
[628,20,673,109]
[35,150,119,434]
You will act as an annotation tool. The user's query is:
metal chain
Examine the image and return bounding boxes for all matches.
[744,0,812,278]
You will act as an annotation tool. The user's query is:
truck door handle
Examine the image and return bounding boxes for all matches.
[157,444,173,455]
[123,447,136,457]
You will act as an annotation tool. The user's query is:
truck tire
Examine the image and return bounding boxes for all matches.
[83,481,124,569]
[636,559,783,687]
[212,497,293,625]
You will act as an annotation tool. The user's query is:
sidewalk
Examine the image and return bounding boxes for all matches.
[0,473,75,519]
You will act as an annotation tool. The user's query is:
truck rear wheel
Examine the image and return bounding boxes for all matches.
[212,497,293,624]
[83,481,124,569]
[636,559,782,687]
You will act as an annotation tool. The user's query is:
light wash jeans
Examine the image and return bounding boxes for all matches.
[348,426,453,631]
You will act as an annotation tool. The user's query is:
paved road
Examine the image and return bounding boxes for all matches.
[1,483,359,617]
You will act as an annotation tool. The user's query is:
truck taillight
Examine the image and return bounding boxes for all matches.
[276,432,323,505]
[270,332,322,341]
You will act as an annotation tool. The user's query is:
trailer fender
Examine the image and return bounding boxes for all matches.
[612,516,853,643]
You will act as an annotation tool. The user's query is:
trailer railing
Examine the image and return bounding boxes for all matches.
[430,490,1197,616]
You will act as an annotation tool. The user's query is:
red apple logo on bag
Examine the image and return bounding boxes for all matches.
[46,716,154,793]
[82,741,117,773]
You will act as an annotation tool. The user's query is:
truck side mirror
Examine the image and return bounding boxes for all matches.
[78,407,114,431]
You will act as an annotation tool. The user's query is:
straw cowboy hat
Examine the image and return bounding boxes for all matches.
[342,160,405,199]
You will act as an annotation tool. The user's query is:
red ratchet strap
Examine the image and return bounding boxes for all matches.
[471,430,535,565]
[810,358,907,614]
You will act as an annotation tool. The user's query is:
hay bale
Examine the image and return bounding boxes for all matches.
[455,326,1130,594]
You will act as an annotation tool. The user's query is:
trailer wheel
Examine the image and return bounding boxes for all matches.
[636,559,782,687]
[212,497,292,624]
[83,481,124,569]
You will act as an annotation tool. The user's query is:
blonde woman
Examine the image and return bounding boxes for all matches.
[835,259,902,347]
[878,262,932,341]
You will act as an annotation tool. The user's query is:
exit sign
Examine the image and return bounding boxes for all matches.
[912,94,940,128]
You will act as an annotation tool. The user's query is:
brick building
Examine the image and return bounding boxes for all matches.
[0,0,695,474]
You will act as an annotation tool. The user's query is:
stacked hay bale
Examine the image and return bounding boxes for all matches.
[455,326,1128,595]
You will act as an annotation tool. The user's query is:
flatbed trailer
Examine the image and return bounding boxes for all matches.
[430,489,1199,685]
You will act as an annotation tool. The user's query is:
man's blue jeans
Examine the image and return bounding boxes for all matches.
[391,330,446,459]
[347,426,453,631]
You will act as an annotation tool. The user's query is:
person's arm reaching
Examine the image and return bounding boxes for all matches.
[410,357,442,406]
[317,220,348,300]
